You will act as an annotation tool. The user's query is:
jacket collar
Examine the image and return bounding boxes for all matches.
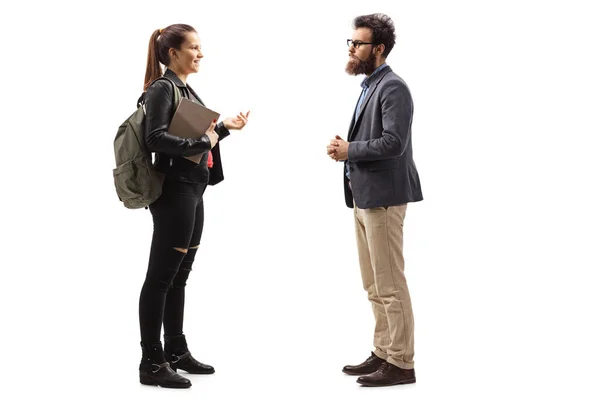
[161,68,205,105]
[361,63,389,89]
[163,68,187,88]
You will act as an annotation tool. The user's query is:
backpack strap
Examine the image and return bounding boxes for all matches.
[140,76,182,113]
[155,77,182,113]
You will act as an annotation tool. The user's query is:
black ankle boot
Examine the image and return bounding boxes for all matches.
[139,341,192,388]
[164,334,215,374]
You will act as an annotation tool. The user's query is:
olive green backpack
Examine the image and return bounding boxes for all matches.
[112,77,181,209]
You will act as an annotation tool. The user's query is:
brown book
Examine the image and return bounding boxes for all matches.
[168,98,220,164]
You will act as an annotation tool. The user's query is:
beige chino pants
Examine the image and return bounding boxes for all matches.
[354,203,415,369]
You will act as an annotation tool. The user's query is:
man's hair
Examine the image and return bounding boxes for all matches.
[353,13,396,58]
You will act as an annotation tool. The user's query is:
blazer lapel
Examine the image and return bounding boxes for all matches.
[348,66,392,141]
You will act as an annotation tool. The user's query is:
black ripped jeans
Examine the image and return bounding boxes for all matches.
[139,179,207,345]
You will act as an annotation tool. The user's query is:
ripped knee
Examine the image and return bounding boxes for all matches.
[182,245,199,263]
[173,247,188,254]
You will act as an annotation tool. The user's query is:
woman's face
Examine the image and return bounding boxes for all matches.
[170,32,203,74]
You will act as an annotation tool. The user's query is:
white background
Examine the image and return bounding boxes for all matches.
[1,0,599,399]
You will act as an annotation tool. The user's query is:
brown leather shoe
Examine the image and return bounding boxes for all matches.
[357,361,416,387]
[342,352,386,376]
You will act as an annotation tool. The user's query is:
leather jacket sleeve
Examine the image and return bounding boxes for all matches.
[215,122,231,141]
[143,80,212,156]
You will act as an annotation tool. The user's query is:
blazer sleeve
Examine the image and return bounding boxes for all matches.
[347,80,413,162]
[144,80,212,156]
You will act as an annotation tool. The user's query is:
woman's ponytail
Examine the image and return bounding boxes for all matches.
[143,29,163,91]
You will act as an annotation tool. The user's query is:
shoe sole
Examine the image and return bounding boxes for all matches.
[357,378,416,387]
[140,375,192,389]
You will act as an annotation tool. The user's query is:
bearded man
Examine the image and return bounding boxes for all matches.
[327,13,424,387]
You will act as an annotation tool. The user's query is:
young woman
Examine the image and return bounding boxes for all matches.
[137,23,249,389]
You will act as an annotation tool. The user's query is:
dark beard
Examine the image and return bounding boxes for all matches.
[345,51,377,76]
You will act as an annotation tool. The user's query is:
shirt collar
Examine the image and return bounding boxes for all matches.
[361,62,388,89]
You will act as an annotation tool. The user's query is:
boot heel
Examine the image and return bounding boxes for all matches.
[139,373,157,386]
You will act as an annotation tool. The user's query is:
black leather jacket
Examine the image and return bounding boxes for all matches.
[141,69,230,184]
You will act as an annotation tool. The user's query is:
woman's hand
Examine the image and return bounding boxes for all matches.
[205,119,218,148]
[223,111,250,130]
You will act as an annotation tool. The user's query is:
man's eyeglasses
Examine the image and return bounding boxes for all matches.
[347,39,374,49]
